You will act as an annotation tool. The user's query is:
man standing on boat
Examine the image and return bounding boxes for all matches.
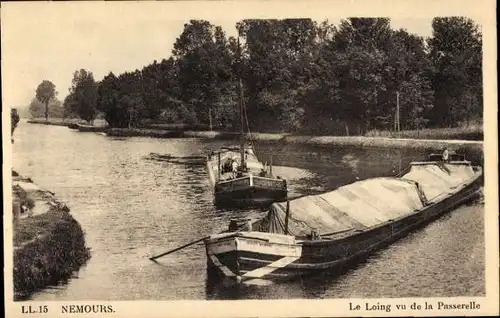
[231,159,239,178]
[442,148,450,161]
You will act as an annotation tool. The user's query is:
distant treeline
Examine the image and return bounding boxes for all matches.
[35,17,483,134]
[27,98,64,118]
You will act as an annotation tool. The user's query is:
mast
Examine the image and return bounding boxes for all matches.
[237,35,246,171]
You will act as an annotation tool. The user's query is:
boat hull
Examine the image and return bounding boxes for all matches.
[76,124,107,132]
[67,123,80,129]
[205,176,482,282]
[214,175,287,207]
[206,147,287,207]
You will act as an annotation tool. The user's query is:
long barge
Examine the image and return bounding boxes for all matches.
[204,154,482,282]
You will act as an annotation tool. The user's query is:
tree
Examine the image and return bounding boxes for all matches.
[327,18,393,133]
[238,19,319,132]
[378,29,434,130]
[64,69,98,123]
[172,20,236,126]
[96,70,146,128]
[35,80,57,121]
[428,17,482,127]
[96,72,128,128]
[117,70,145,128]
[29,97,64,118]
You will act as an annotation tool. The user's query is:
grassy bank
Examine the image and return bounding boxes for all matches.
[26,118,73,127]
[284,136,484,160]
[100,128,483,154]
[145,123,212,131]
[105,128,184,138]
[183,130,289,141]
[185,131,483,153]
[365,125,483,141]
[12,172,91,300]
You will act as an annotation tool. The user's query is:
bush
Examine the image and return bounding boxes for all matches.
[13,207,91,300]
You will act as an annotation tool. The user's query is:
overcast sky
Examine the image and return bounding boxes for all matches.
[0,1,479,109]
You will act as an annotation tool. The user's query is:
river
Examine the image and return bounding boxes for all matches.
[12,122,484,300]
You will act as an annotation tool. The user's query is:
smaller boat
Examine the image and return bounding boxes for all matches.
[204,152,482,282]
[147,153,206,165]
[206,145,287,207]
[75,123,107,133]
[67,123,80,129]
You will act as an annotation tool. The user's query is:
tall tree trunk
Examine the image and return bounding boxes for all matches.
[128,108,133,129]
[44,102,49,121]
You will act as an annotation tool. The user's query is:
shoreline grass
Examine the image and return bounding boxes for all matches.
[365,125,483,141]
[104,126,483,142]
[102,128,483,157]
[12,172,91,300]
[105,128,184,138]
[26,118,73,127]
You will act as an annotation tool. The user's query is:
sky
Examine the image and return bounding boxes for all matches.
[0,1,478,109]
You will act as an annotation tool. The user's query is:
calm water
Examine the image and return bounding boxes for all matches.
[12,122,484,300]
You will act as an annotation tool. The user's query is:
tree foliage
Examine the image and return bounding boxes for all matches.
[29,98,64,119]
[35,80,57,121]
[428,17,482,127]
[63,17,481,133]
[96,72,128,128]
[64,69,98,123]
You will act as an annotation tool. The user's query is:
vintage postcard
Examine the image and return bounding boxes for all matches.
[2,0,498,317]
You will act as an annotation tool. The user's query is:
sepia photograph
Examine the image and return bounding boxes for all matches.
[2,0,498,317]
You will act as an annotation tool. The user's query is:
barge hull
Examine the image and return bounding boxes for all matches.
[206,177,481,281]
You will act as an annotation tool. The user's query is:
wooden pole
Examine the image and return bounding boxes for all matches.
[209,108,213,131]
[128,108,132,129]
[269,151,273,176]
[237,36,246,171]
[217,152,221,180]
[396,91,400,132]
[149,237,208,261]
[285,200,290,235]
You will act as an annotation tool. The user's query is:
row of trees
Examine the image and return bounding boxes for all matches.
[33,17,482,134]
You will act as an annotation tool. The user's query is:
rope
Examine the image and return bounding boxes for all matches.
[396,165,411,178]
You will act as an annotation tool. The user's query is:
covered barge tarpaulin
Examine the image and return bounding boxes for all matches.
[402,162,476,201]
[258,163,476,236]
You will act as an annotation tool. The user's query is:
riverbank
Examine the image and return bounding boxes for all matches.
[26,120,483,154]
[12,171,91,300]
[106,128,184,138]
[27,118,79,127]
[107,129,483,153]
[365,125,483,141]
[26,118,107,128]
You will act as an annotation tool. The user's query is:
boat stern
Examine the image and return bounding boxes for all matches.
[204,231,301,282]
[213,175,288,207]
